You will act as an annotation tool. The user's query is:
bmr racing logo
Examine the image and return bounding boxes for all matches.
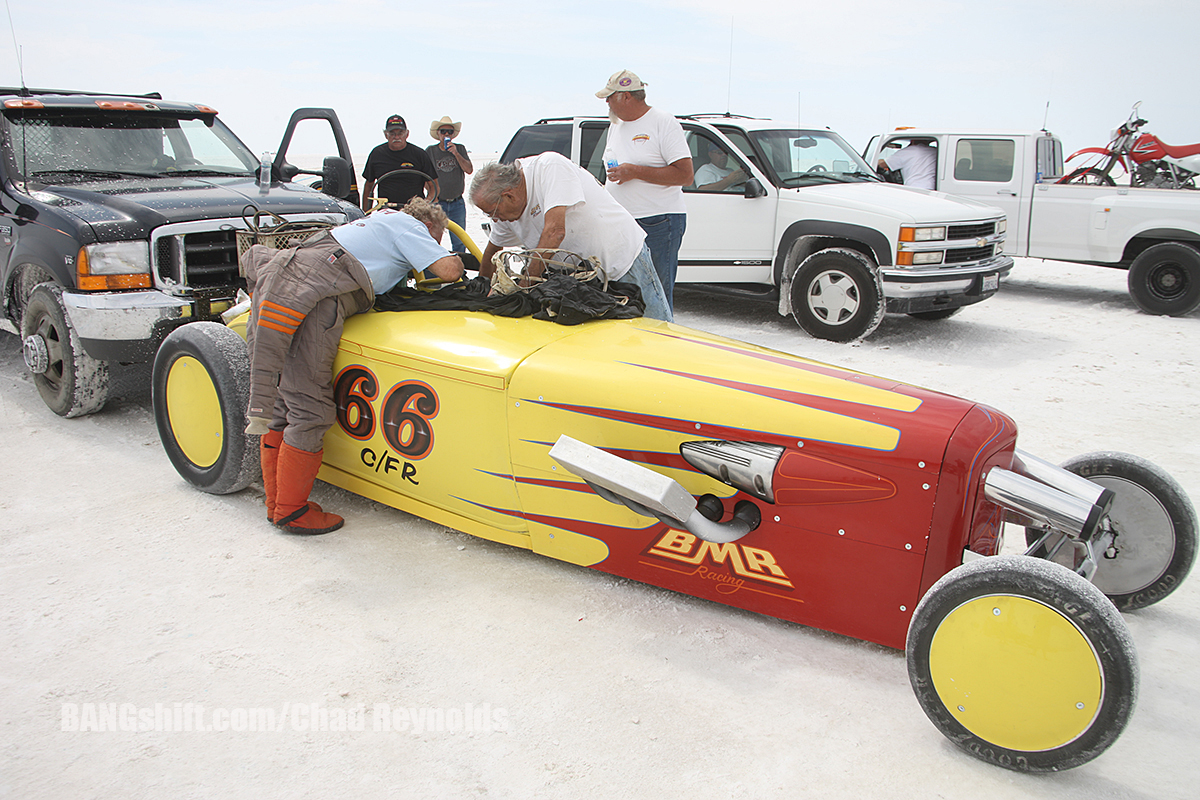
[333,365,439,485]
[646,530,794,593]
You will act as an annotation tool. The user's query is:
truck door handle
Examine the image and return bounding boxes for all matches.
[997,190,1017,196]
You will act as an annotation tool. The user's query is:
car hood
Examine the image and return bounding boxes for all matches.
[43,175,352,242]
[784,182,1005,223]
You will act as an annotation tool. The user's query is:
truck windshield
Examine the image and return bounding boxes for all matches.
[747,129,881,187]
[6,111,259,182]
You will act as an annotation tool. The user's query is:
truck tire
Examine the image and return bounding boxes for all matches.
[789,248,885,342]
[20,283,110,417]
[152,322,257,494]
[1127,242,1200,316]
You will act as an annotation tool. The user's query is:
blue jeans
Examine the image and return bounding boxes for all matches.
[438,197,467,253]
[623,244,673,323]
[636,213,686,309]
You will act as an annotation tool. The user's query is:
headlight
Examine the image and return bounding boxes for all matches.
[996,218,1007,235]
[912,251,944,265]
[78,241,152,290]
[899,226,946,242]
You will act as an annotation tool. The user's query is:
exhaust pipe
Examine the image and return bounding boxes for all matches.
[549,435,760,544]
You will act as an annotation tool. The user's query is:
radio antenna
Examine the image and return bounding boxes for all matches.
[5,0,25,90]
[725,16,733,114]
[1042,101,1051,131]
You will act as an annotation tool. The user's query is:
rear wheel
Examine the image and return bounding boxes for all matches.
[907,556,1138,773]
[1127,242,1200,316]
[20,283,110,417]
[152,322,257,494]
[789,248,884,342]
[1025,452,1197,610]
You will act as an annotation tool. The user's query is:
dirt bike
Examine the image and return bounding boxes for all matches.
[1061,102,1199,189]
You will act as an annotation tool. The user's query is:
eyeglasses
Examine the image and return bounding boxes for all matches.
[438,128,455,136]
[481,192,506,221]
[386,128,407,137]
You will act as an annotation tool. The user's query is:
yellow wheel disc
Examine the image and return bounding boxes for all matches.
[929,594,1103,752]
[165,355,224,468]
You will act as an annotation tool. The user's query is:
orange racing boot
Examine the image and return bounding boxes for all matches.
[260,429,320,523]
[274,442,344,535]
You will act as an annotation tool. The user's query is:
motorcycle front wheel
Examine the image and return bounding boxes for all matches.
[1061,166,1116,186]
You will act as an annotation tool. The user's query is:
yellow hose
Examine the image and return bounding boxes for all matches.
[446,220,482,260]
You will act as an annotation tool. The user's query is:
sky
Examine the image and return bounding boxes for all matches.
[3,0,1200,168]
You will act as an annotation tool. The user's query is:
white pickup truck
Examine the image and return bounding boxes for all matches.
[501,115,1013,341]
[865,129,1200,316]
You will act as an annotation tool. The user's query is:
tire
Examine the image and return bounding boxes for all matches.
[152,322,258,494]
[1025,452,1197,610]
[789,248,884,342]
[907,308,962,321]
[20,283,110,417]
[907,556,1138,773]
[1062,167,1116,187]
[1127,242,1200,316]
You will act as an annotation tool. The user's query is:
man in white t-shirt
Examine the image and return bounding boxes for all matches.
[877,142,937,189]
[595,70,693,308]
[469,152,672,322]
[694,143,747,191]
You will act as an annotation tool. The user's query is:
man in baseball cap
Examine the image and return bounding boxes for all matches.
[595,70,693,310]
[361,114,437,213]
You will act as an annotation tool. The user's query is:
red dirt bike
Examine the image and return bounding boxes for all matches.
[1062,102,1199,189]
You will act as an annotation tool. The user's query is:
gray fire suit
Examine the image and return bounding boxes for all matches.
[241,231,375,453]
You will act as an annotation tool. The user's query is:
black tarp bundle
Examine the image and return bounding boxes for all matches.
[374,273,645,325]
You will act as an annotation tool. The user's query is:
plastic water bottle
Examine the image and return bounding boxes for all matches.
[259,152,273,186]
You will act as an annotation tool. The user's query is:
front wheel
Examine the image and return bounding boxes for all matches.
[152,322,257,494]
[789,248,884,342]
[20,283,110,417]
[1127,242,1200,316]
[1061,167,1117,186]
[907,556,1138,773]
[1025,452,1197,610]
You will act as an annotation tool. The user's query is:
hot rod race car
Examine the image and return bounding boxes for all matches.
[150,242,1195,773]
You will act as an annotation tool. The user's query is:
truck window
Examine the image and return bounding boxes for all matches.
[686,131,747,193]
[500,123,571,164]
[1036,136,1064,181]
[953,139,1016,182]
[579,122,609,184]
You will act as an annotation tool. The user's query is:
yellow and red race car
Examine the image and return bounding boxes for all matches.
[151,260,1195,774]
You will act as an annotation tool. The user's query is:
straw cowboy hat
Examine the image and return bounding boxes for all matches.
[429,116,463,140]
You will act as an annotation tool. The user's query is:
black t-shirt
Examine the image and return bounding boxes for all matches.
[363,142,436,206]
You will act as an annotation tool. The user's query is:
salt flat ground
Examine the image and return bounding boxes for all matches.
[1,256,1197,799]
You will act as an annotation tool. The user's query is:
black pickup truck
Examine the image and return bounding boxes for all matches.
[0,87,362,417]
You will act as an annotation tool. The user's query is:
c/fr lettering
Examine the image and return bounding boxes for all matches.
[360,447,418,485]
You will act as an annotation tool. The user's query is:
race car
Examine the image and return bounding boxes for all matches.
[150,239,1195,774]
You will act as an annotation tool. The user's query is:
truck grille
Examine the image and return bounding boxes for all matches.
[948,222,996,240]
[945,245,994,264]
[155,229,241,291]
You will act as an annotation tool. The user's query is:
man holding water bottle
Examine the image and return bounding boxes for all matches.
[426,116,473,254]
[596,70,693,308]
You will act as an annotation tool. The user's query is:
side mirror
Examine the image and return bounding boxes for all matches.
[743,178,767,199]
[321,156,352,200]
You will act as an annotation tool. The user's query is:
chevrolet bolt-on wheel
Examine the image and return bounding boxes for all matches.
[789,248,885,342]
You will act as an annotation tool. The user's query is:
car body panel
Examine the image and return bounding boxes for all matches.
[271,309,1018,648]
